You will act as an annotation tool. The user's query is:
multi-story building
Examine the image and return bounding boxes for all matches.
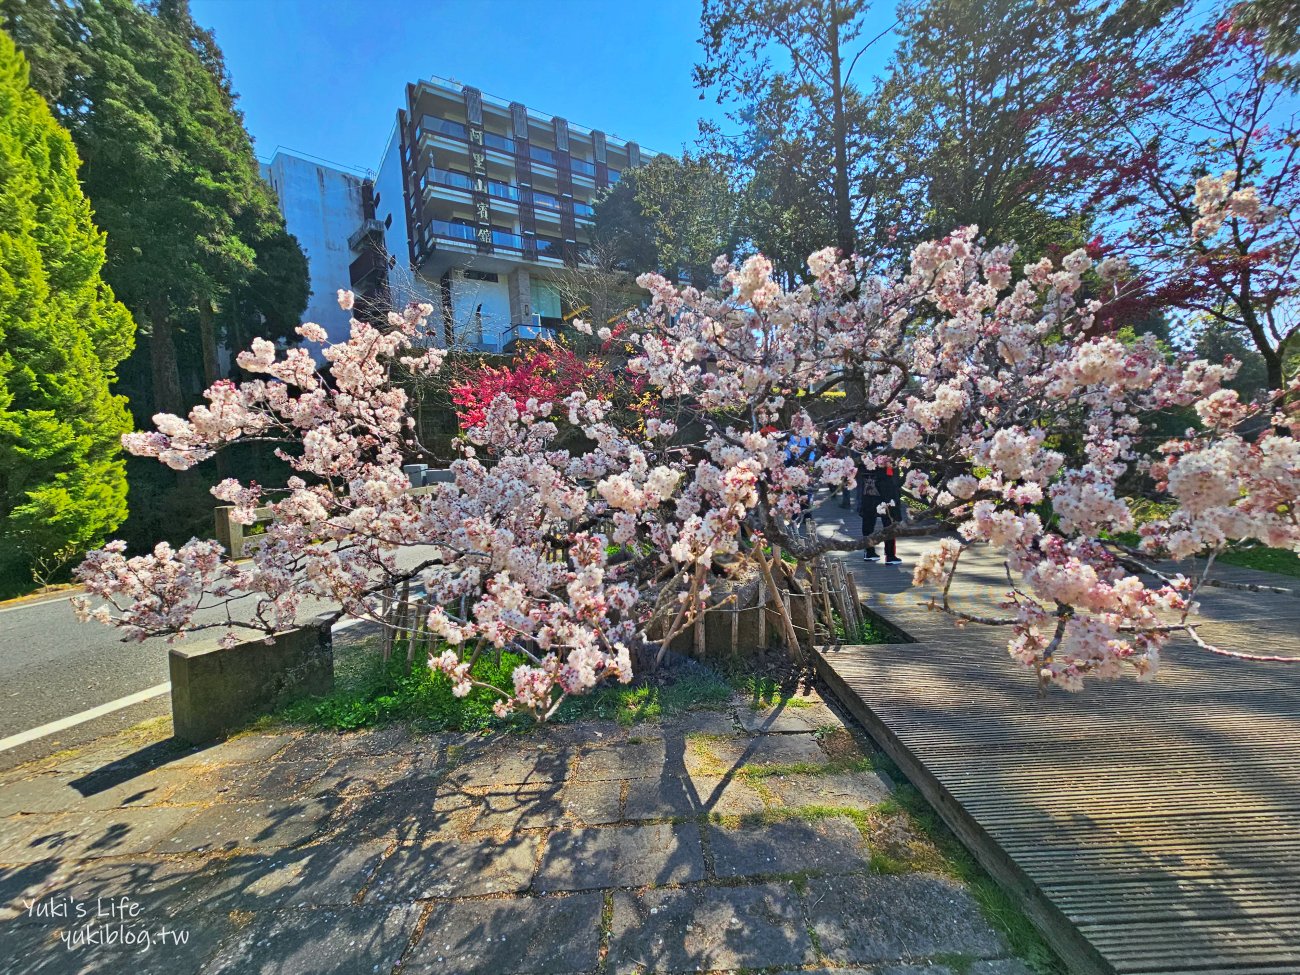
[266,77,657,354]
[259,151,371,348]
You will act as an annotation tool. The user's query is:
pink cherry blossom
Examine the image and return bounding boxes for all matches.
[74,227,1300,709]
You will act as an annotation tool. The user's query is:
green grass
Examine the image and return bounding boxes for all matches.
[834,611,896,644]
[732,673,812,709]
[871,755,1065,975]
[736,756,874,779]
[276,637,736,732]
[552,668,733,726]
[1216,545,1300,579]
[278,641,526,732]
[1109,496,1299,579]
[1109,534,1300,580]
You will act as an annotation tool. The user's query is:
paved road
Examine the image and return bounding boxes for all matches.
[0,546,433,771]
[0,591,173,770]
[0,586,356,771]
[0,592,169,737]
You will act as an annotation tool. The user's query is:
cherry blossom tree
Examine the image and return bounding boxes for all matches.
[73,233,1300,716]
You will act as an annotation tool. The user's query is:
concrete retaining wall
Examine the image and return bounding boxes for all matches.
[169,615,334,743]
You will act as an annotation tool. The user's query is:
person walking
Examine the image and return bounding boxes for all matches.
[834,426,856,509]
[784,432,817,518]
[860,460,903,565]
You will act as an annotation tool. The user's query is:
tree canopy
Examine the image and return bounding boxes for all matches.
[593,152,743,284]
[1,0,307,419]
[0,28,134,592]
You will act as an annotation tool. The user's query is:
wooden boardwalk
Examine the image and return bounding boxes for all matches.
[809,509,1300,975]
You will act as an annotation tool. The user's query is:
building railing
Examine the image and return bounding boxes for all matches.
[418,114,468,141]
[426,220,524,251]
[532,190,562,212]
[505,317,558,348]
[490,181,521,202]
[425,167,520,202]
[417,114,615,181]
[347,218,385,252]
[417,114,631,184]
[427,167,473,192]
[430,219,476,243]
[534,236,564,259]
[484,131,516,153]
[493,229,523,249]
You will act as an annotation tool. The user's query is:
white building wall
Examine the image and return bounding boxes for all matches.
[449,272,512,350]
[260,152,365,347]
[372,126,424,309]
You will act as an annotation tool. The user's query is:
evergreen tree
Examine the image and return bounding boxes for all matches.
[2,0,307,419]
[0,29,134,592]
[696,0,887,259]
[594,153,743,283]
[878,0,1100,257]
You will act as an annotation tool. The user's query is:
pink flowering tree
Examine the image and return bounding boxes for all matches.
[74,233,1300,714]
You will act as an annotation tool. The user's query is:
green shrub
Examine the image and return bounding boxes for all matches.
[279,640,526,732]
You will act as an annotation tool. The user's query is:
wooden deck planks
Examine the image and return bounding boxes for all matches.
[813,633,1300,975]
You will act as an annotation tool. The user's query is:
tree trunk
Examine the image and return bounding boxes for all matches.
[198,299,220,388]
[828,0,855,258]
[149,299,183,416]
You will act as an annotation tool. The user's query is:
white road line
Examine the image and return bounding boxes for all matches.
[0,683,172,753]
[0,591,79,614]
[0,617,377,754]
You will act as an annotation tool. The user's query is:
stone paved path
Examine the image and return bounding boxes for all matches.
[0,683,1035,974]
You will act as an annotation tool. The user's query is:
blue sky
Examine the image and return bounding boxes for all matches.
[190,0,901,174]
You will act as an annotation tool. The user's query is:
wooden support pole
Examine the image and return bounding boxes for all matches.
[408,596,427,666]
[845,571,863,638]
[754,548,802,663]
[816,562,836,637]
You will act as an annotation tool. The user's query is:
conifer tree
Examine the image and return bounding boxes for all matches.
[2,0,307,418]
[0,29,134,591]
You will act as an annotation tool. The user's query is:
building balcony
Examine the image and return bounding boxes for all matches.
[503,316,560,351]
[348,218,386,253]
[416,116,514,154]
[534,236,565,260]
[484,131,516,153]
[414,115,609,185]
[493,228,524,250]
[427,219,525,252]
[532,189,563,212]
[424,167,520,203]
[349,246,387,287]
[418,115,468,141]
[430,218,476,244]
[528,144,557,167]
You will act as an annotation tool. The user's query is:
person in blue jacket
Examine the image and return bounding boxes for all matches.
[784,433,817,515]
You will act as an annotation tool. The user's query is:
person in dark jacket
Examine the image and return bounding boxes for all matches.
[860,461,903,564]
[832,426,857,508]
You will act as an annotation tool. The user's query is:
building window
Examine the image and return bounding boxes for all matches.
[530,280,562,319]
